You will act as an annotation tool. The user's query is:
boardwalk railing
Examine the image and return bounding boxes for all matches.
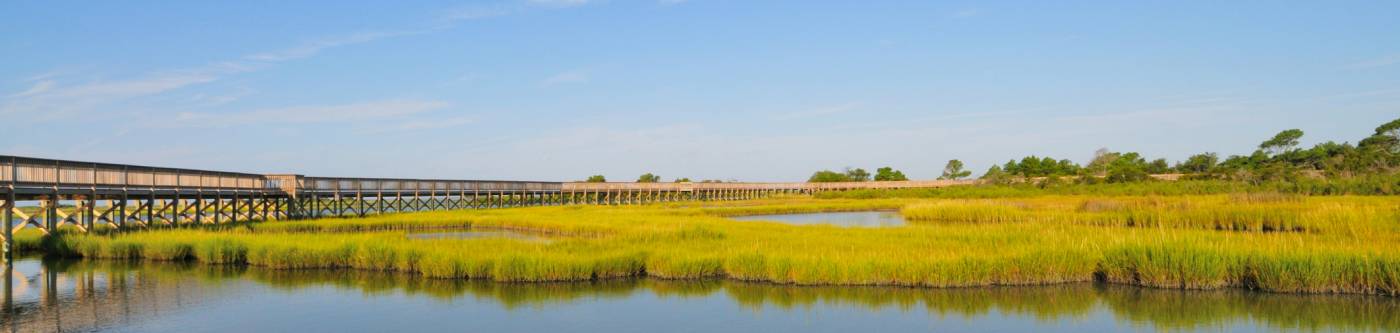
[562,180,975,192]
[296,177,560,194]
[4,155,273,192]
[556,180,977,204]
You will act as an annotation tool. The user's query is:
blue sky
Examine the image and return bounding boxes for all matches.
[3,1,1397,181]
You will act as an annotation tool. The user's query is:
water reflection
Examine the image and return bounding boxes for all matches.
[730,211,907,227]
[0,259,231,332]
[3,258,1397,332]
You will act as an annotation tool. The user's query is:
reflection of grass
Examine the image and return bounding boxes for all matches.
[1099,285,1400,332]
[25,196,1400,297]
[721,283,1101,322]
[249,269,651,309]
[45,259,1400,332]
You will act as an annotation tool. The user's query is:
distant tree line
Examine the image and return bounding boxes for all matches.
[1196,120,1398,181]
[636,173,661,183]
[807,167,911,182]
[978,149,1164,184]
[875,167,908,181]
[582,173,729,183]
[978,117,1400,184]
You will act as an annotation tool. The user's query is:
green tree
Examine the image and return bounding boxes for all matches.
[585,175,607,182]
[939,160,972,180]
[1297,141,1346,171]
[1375,117,1400,139]
[1106,152,1149,183]
[1176,152,1219,174]
[1359,134,1397,154]
[636,173,661,183]
[1360,117,1400,154]
[980,165,1009,184]
[1002,159,1024,176]
[808,170,851,182]
[1085,148,1119,176]
[1056,159,1081,175]
[844,168,871,182]
[874,167,908,181]
[996,156,1081,177]
[673,177,692,183]
[1146,158,1170,174]
[1260,129,1304,156]
[1018,156,1044,177]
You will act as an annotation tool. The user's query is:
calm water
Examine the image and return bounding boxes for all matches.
[3,258,1397,332]
[730,211,907,227]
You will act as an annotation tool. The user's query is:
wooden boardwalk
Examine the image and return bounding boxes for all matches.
[0,155,975,257]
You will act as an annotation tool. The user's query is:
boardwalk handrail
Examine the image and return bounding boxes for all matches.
[3,154,986,194]
[561,179,979,192]
[2,155,275,190]
[1,155,567,194]
[297,176,562,193]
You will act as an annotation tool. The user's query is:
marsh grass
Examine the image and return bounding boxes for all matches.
[901,195,1398,234]
[23,195,1400,296]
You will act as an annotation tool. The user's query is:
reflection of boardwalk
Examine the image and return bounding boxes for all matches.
[0,259,224,332]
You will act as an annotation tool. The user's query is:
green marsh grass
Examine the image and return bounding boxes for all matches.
[900,195,1399,234]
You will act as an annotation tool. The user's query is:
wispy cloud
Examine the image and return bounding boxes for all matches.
[362,115,476,134]
[188,86,256,106]
[60,73,221,97]
[0,70,228,119]
[0,31,386,120]
[245,30,428,62]
[1344,54,1400,70]
[253,1,542,63]
[173,99,450,127]
[528,0,593,8]
[543,69,591,85]
[773,102,861,120]
[440,4,515,21]
[435,0,590,26]
[0,2,548,123]
[952,8,980,18]
[1316,87,1400,100]
[6,80,55,98]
